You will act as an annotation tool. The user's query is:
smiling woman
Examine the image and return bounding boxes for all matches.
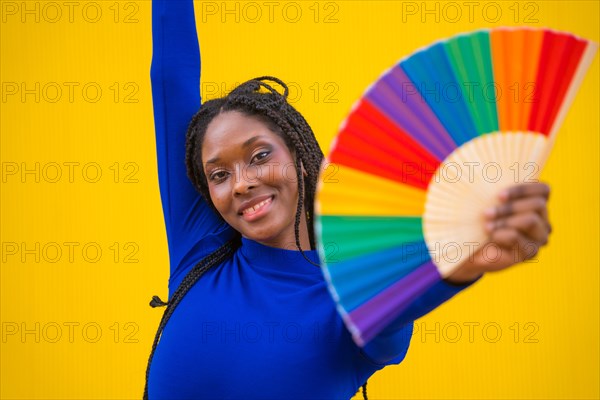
[144,0,552,398]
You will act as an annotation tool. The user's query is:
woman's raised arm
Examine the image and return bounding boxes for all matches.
[151,0,229,284]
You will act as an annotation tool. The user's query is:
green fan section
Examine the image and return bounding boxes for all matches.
[319,215,424,262]
[444,31,499,135]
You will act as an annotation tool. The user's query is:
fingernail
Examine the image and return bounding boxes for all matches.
[484,207,496,218]
[498,190,509,201]
[485,222,495,232]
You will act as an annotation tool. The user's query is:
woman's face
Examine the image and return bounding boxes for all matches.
[202,111,310,249]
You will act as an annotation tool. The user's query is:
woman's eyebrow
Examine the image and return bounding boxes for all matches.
[242,135,264,148]
[205,157,220,165]
[205,136,266,165]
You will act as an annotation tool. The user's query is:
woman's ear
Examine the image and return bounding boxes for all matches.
[301,161,308,177]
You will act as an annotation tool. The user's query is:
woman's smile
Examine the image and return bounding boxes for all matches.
[239,194,274,221]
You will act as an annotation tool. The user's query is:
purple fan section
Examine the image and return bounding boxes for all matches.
[347,260,441,346]
[365,66,457,161]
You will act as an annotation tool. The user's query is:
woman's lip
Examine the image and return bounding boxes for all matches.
[240,196,274,222]
[237,194,274,215]
[239,195,274,222]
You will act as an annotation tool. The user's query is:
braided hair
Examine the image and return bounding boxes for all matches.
[145,76,368,399]
[143,240,238,399]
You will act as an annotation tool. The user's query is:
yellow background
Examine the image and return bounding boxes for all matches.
[1,0,598,398]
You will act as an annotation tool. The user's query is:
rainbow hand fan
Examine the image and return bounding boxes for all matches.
[315,28,597,347]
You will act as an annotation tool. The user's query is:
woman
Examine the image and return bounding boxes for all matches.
[145,0,552,398]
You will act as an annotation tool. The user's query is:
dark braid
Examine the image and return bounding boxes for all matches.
[143,237,240,399]
[185,76,324,254]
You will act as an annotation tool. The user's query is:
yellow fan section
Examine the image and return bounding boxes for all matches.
[316,163,426,216]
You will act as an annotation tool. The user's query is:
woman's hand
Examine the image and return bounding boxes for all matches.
[445,182,552,284]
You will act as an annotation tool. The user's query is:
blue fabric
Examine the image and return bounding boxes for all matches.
[147,0,477,398]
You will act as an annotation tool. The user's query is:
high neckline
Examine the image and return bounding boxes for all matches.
[239,237,322,274]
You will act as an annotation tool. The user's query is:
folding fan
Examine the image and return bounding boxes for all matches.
[315,28,597,347]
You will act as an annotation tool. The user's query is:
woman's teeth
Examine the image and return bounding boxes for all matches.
[242,197,272,215]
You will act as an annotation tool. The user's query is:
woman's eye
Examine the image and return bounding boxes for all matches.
[251,151,270,163]
[209,171,228,182]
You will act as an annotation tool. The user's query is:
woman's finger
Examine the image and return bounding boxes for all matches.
[487,212,549,244]
[489,228,540,263]
[485,196,548,219]
[498,182,550,202]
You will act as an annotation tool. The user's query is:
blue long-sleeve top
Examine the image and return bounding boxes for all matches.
[147,1,476,398]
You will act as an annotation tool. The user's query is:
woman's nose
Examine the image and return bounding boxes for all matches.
[233,164,259,194]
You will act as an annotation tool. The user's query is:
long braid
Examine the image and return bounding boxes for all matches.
[143,237,240,399]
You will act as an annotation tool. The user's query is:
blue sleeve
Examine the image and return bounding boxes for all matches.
[151,0,232,291]
[361,276,481,365]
